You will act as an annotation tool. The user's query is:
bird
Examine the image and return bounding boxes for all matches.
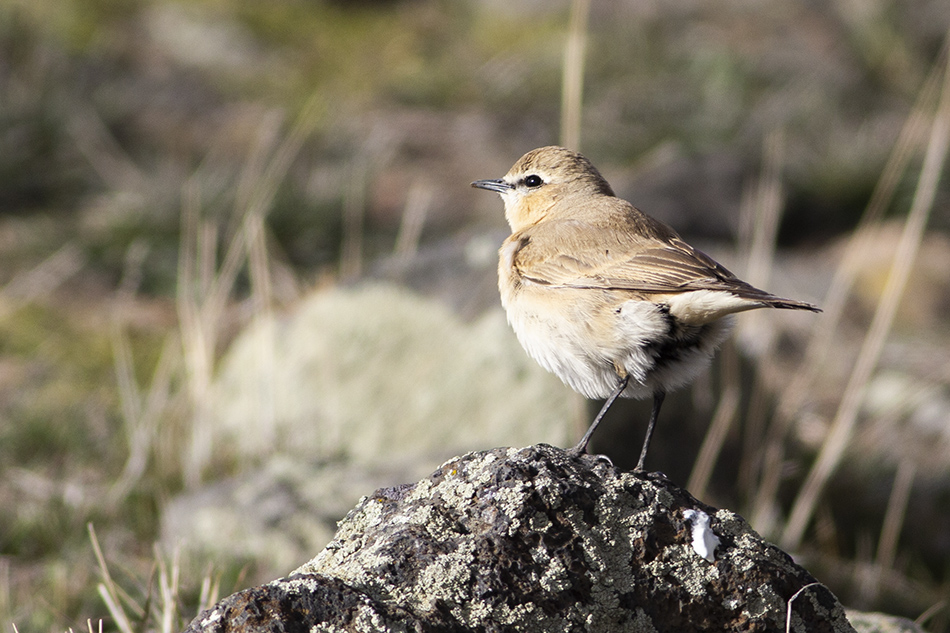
[472,146,820,470]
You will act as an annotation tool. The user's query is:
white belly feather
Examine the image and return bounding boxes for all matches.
[501,283,734,401]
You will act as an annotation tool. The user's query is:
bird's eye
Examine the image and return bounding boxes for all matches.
[524,175,543,188]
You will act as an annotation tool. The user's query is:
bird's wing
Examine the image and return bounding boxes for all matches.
[513,220,720,289]
[592,237,756,294]
[512,219,812,308]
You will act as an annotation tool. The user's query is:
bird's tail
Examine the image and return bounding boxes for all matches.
[761,296,822,313]
[728,281,821,313]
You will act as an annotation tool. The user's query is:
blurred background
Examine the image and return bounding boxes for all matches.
[1,0,949,630]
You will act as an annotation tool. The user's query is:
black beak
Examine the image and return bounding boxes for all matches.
[471,179,513,193]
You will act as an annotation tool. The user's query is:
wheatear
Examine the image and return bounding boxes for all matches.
[473,146,819,470]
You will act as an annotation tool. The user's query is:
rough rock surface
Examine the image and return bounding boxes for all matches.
[184,444,855,633]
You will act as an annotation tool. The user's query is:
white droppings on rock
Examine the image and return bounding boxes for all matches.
[683,509,720,563]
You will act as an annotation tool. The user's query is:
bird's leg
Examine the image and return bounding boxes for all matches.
[569,374,629,455]
[635,391,666,471]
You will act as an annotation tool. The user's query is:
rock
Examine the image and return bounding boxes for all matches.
[205,284,575,468]
[184,444,856,633]
[161,455,433,577]
[846,611,930,633]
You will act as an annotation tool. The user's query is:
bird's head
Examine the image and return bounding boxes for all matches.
[472,146,615,232]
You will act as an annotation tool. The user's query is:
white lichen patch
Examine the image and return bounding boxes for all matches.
[312,623,347,633]
[440,479,477,504]
[743,583,785,623]
[647,547,720,597]
[394,539,478,610]
[351,604,392,633]
[582,604,659,633]
[538,556,571,593]
[713,509,747,535]
[596,491,640,528]
[405,503,439,529]
[195,606,223,627]
[439,450,500,483]
[727,534,766,575]
[486,601,539,629]
[491,482,532,526]
[589,525,635,580]
[279,575,327,593]
[409,477,433,499]
[352,495,387,529]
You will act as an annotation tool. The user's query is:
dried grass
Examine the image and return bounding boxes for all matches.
[781,46,950,550]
